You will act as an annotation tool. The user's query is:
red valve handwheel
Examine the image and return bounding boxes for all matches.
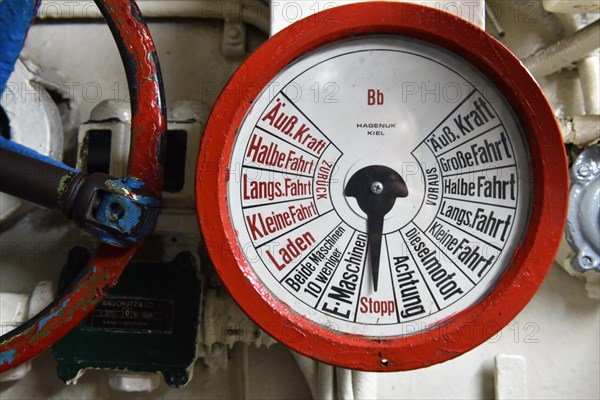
[0,0,166,372]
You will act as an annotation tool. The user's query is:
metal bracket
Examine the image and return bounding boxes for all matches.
[68,174,161,248]
[222,0,246,58]
[567,145,600,273]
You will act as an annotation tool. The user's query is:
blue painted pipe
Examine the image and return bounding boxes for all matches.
[0,0,78,172]
[0,0,39,95]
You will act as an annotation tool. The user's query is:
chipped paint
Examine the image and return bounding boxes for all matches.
[37,299,71,332]
[0,350,16,366]
[91,176,160,246]
[56,172,79,206]
[104,177,159,206]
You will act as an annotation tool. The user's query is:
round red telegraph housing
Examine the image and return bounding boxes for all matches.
[196,2,568,371]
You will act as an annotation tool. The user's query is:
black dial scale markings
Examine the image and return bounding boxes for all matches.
[409,83,522,288]
[237,91,350,314]
[403,123,519,312]
[242,85,517,317]
[243,91,413,298]
[227,41,531,334]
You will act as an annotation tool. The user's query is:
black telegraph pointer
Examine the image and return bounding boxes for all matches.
[345,165,408,292]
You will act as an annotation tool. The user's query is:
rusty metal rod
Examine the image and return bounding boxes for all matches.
[0,146,83,210]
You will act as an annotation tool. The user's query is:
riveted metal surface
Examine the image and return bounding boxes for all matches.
[0,0,166,372]
[196,2,568,371]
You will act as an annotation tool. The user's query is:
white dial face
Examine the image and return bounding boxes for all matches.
[227,36,531,336]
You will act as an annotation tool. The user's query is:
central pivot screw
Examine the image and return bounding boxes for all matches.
[371,182,384,195]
